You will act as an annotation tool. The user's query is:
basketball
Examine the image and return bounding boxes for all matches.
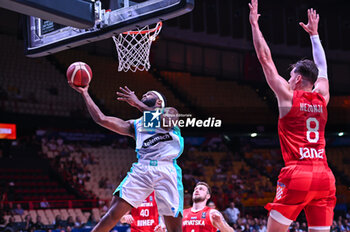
[66,62,92,87]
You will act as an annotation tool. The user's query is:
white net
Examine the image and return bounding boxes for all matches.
[112,22,162,72]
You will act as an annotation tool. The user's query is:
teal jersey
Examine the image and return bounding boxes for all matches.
[133,117,184,161]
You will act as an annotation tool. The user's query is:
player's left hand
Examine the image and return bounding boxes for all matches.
[154,224,166,232]
[116,86,140,107]
[120,214,134,224]
[299,8,319,36]
[248,0,261,26]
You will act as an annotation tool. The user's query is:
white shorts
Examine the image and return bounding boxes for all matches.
[114,159,183,217]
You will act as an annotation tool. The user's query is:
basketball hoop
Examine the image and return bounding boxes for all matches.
[112,21,162,72]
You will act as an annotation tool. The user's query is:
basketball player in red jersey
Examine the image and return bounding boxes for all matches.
[182,182,234,232]
[120,192,164,232]
[249,0,336,231]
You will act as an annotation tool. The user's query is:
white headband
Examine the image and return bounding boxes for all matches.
[150,90,165,108]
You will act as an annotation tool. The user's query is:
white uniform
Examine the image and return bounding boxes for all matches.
[114,117,184,217]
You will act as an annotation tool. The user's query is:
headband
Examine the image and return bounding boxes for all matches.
[150,90,165,108]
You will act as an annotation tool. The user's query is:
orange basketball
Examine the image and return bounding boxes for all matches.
[66,62,92,87]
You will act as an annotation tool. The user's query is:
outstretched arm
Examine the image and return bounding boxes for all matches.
[116,86,153,112]
[249,0,292,102]
[69,82,134,138]
[300,9,329,104]
[210,210,235,232]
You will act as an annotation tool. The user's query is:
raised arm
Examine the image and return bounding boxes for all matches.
[210,210,235,232]
[69,82,134,138]
[300,9,329,104]
[248,0,292,103]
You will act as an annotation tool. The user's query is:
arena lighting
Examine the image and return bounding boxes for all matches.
[338,132,344,137]
[250,133,257,138]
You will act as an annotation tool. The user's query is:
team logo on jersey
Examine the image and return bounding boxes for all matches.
[276,182,285,200]
[201,212,206,219]
[143,109,162,129]
[149,196,153,202]
[142,133,173,148]
[191,217,197,220]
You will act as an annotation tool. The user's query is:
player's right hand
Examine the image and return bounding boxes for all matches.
[120,215,134,224]
[68,81,89,94]
[248,0,261,26]
[299,8,319,36]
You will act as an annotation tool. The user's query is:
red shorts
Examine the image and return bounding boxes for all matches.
[265,162,336,227]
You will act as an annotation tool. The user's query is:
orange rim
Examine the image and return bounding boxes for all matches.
[122,21,162,35]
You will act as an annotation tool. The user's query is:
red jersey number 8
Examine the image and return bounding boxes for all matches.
[306,117,319,143]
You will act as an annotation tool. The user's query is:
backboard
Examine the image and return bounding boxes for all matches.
[24,0,194,57]
[0,0,95,29]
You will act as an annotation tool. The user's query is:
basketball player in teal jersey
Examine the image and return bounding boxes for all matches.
[69,83,184,232]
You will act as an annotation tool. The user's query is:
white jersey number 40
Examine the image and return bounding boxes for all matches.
[140,209,149,217]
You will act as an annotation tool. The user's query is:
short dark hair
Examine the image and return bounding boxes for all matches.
[290,59,318,84]
[195,182,211,195]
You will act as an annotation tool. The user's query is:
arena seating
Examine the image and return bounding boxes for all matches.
[0,34,87,117]
[41,138,137,200]
[83,146,136,200]
[0,168,76,202]
[159,71,274,124]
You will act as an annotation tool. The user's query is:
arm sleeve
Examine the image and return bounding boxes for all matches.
[310,35,328,79]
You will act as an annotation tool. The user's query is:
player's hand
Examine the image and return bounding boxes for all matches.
[154,224,166,232]
[248,0,261,26]
[116,86,140,107]
[68,81,88,94]
[211,212,222,225]
[299,8,319,36]
[120,215,134,224]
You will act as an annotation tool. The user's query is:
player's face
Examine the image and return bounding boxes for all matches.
[192,185,210,203]
[141,92,157,107]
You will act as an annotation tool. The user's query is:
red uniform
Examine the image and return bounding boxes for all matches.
[265,91,336,227]
[130,192,159,232]
[182,206,217,232]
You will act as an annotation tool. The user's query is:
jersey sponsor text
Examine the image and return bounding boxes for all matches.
[136,219,155,227]
[299,147,324,159]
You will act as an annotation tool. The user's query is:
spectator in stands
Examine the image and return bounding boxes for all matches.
[300,222,307,231]
[40,197,50,208]
[66,216,75,228]
[74,216,84,228]
[224,202,240,226]
[33,216,45,230]
[344,219,350,231]
[13,203,24,216]
[54,215,65,229]
[85,214,98,227]
[259,223,267,232]
[208,201,216,209]
[5,216,17,232]
[98,177,107,188]
[66,226,73,232]
[24,215,34,231]
[0,211,5,227]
